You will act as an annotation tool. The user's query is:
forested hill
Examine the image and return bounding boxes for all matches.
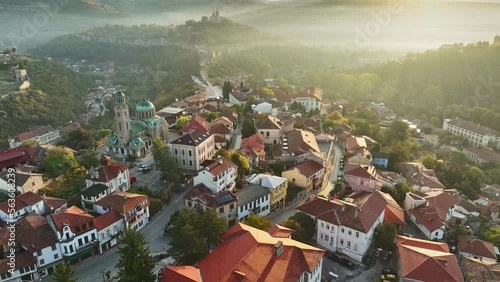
[0,60,92,146]
[0,0,119,13]
[301,42,500,130]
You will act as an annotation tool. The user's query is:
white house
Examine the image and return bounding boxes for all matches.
[85,156,130,192]
[95,191,150,231]
[297,195,386,262]
[405,191,460,240]
[256,115,283,145]
[169,130,215,171]
[443,118,500,148]
[95,211,125,253]
[458,236,499,263]
[288,86,323,113]
[236,183,271,221]
[47,206,99,264]
[81,183,112,213]
[193,157,238,194]
[0,192,45,223]
[16,214,63,279]
[8,126,60,148]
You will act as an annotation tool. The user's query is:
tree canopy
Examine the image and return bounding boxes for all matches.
[41,146,78,178]
[53,262,77,282]
[242,213,273,231]
[374,222,397,251]
[117,228,156,282]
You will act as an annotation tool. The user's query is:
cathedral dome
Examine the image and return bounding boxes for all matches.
[136,99,155,112]
[113,91,125,99]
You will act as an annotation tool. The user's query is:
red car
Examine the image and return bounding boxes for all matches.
[129,176,137,185]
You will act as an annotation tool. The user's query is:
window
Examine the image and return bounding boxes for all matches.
[348,230,352,236]
[52,245,57,251]
[347,241,351,248]
[355,232,359,238]
[230,204,234,209]
[78,238,83,246]
[54,254,58,260]
[37,250,42,256]
[325,235,329,241]
[84,237,89,244]
[320,233,323,240]
[174,149,178,155]
[341,228,345,233]
[354,244,358,251]
[219,207,224,213]
[321,222,324,228]
[40,259,45,265]
[89,221,94,228]
[75,226,81,233]
[91,233,96,241]
[340,239,344,245]
[188,150,192,156]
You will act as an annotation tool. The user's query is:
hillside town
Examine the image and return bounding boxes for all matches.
[1,74,500,282]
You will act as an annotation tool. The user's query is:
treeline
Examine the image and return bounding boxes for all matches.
[0,60,92,145]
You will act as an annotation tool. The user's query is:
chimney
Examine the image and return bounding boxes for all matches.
[219,159,223,165]
[274,241,284,257]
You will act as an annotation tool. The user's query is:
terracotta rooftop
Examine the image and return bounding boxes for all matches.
[408,191,459,232]
[268,224,294,238]
[345,164,378,180]
[291,86,323,101]
[196,223,325,282]
[0,251,37,274]
[256,115,283,130]
[85,162,128,183]
[296,196,386,233]
[345,136,367,153]
[96,192,149,221]
[184,184,237,209]
[286,129,320,155]
[397,235,464,282]
[399,162,446,189]
[42,196,67,212]
[161,265,202,282]
[200,157,237,177]
[49,206,95,234]
[0,191,44,214]
[183,115,209,133]
[458,236,497,260]
[0,144,32,169]
[209,123,231,134]
[464,146,500,162]
[17,126,54,141]
[348,191,405,225]
[461,257,500,282]
[239,134,265,159]
[16,214,58,252]
[95,210,123,231]
[284,160,324,178]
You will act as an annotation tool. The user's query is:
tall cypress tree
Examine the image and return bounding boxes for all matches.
[117,228,156,282]
[53,262,77,282]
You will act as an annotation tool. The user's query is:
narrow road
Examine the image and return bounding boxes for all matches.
[319,143,343,197]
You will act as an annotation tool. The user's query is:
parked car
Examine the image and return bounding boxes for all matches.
[129,176,137,185]
[326,252,340,262]
[374,248,382,258]
[381,273,397,281]
[362,254,373,266]
[142,167,152,173]
[382,250,392,260]
[339,258,357,270]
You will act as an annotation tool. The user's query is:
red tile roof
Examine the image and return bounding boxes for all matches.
[196,223,325,282]
[200,157,237,177]
[95,211,123,231]
[397,235,463,282]
[284,160,324,178]
[183,115,209,132]
[268,224,294,238]
[408,191,459,232]
[17,126,53,141]
[16,214,58,252]
[0,191,44,214]
[0,145,32,169]
[286,129,320,155]
[345,164,378,180]
[297,196,386,233]
[458,236,497,260]
[184,184,237,209]
[42,196,67,212]
[348,191,405,225]
[50,206,96,235]
[209,123,231,134]
[86,163,128,182]
[399,162,446,189]
[292,86,323,101]
[161,266,202,282]
[0,251,37,273]
[239,134,265,159]
[96,192,149,221]
[256,115,282,130]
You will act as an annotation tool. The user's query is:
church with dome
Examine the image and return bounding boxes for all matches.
[106,91,169,157]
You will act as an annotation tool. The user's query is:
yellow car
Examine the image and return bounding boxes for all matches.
[381,273,397,281]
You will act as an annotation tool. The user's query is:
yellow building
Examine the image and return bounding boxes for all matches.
[249,174,288,211]
[282,160,325,192]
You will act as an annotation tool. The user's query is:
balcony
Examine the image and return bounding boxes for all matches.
[135,205,144,216]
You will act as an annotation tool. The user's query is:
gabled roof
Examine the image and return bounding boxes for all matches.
[50,206,95,234]
[42,196,67,212]
[196,223,324,282]
[345,136,367,153]
[458,236,497,260]
[345,164,378,180]
[256,115,282,130]
[223,109,238,122]
[0,251,37,274]
[291,86,323,101]
[81,183,109,197]
[408,191,459,232]
[95,210,123,231]
[239,134,265,159]
[399,162,446,189]
[348,190,405,225]
[16,214,58,252]
[171,130,213,147]
[0,191,44,214]
[236,184,270,206]
[96,192,149,219]
[461,257,500,282]
[296,196,386,233]
[286,129,320,155]
[397,235,464,282]
[284,160,324,178]
[268,224,294,238]
[200,157,237,177]
[17,126,54,141]
[85,163,128,183]
[184,184,237,208]
[161,266,202,282]
[209,123,231,134]
[183,115,209,132]
[447,118,499,136]
[0,145,32,169]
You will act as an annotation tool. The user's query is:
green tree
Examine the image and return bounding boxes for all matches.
[244,96,256,114]
[419,154,438,169]
[41,146,78,178]
[21,139,39,147]
[270,161,285,176]
[384,120,410,143]
[242,213,273,231]
[230,153,251,177]
[481,226,500,248]
[279,219,309,243]
[53,262,77,282]
[289,212,316,241]
[374,222,397,251]
[77,149,99,169]
[152,137,183,184]
[241,117,256,138]
[199,208,228,250]
[176,116,192,130]
[117,228,156,282]
[58,127,95,150]
[222,81,233,101]
[381,182,413,207]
